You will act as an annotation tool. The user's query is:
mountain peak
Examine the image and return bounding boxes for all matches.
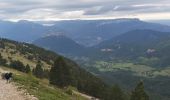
[33,35,84,55]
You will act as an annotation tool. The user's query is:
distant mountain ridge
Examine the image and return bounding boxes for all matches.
[79,29,170,68]
[0,20,48,42]
[33,29,170,61]
[96,29,170,48]
[48,18,170,46]
[33,35,85,56]
[1,18,170,47]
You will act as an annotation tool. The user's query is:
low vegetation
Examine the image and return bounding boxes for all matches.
[1,67,87,100]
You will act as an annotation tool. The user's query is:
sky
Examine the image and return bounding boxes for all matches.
[0,0,170,21]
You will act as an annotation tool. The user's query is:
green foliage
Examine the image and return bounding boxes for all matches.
[12,71,86,100]
[108,85,125,100]
[49,57,128,100]
[137,57,161,67]
[65,88,73,95]
[33,63,44,78]
[0,53,7,66]
[9,60,31,74]
[50,57,73,88]
[130,81,149,100]
[10,60,26,72]
[25,64,31,73]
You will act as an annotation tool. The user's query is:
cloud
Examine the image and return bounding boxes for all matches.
[84,3,170,15]
[0,0,170,20]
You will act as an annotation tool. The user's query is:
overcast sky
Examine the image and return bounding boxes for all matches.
[0,0,170,21]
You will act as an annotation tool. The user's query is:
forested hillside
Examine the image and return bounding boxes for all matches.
[33,35,85,56]
[0,38,148,100]
[73,30,170,100]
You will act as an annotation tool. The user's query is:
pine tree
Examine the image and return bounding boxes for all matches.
[49,56,73,88]
[33,63,44,78]
[109,85,124,100]
[130,81,149,100]
[25,64,31,73]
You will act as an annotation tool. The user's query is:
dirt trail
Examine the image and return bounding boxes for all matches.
[0,68,38,100]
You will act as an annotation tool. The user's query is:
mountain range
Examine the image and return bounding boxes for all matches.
[1,18,170,47]
[92,29,170,61]
[43,18,170,46]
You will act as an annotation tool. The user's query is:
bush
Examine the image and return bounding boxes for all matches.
[10,60,26,72]
[65,88,73,95]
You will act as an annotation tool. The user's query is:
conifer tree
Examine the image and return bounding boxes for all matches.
[49,56,73,88]
[109,85,124,100]
[130,81,149,100]
[33,63,44,78]
[25,64,31,73]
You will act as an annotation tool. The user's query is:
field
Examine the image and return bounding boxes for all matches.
[93,61,170,77]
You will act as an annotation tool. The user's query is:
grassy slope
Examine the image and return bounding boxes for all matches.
[1,42,51,69]
[1,66,87,100]
[0,41,89,100]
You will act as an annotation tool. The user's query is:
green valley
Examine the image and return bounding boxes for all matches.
[0,38,142,100]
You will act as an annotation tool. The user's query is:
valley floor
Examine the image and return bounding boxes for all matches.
[0,68,38,100]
